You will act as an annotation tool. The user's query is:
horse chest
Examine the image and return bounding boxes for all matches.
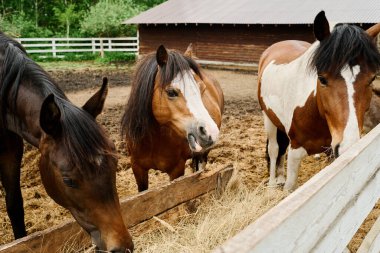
[132,132,191,171]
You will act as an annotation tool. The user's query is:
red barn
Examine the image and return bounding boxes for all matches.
[124,0,380,65]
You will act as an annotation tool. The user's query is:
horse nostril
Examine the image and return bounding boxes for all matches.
[199,126,207,136]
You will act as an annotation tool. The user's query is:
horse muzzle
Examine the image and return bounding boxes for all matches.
[91,230,134,253]
[187,122,219,153]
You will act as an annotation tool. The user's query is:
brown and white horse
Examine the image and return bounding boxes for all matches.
[121,44,224,192]
[258,11,380,191]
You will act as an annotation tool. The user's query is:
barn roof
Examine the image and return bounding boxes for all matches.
[123,0,380,25]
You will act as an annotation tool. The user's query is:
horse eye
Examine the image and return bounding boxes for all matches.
[166,88,179,98]
[318,76,328,86]
[63,177,77,188]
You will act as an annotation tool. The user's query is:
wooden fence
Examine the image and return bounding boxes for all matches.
[213,124,380,253]
[15,37,139,57]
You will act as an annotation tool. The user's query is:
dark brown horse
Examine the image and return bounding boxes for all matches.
[121,44,224,192]
[0,33,133,252]
[258,11,380,191]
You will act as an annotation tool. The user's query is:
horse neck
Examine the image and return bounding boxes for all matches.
[7,80,61,147]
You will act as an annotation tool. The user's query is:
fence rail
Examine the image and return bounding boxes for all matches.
[15,37,139,57]
[213,123,380,253]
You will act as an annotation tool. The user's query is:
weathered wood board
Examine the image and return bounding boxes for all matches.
[213,123,380,253]
[0,166,233,253]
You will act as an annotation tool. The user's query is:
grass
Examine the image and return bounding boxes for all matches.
[31,52,137,71]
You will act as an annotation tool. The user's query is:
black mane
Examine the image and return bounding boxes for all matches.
[310,24,380,76]
[0,32,112,175]
[121,49,201,145]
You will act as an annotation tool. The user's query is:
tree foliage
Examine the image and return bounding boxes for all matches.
[0,0,166,37]
[80,0,140,37]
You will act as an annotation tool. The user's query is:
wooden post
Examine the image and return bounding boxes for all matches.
[52,39,56,57]
[100,39,104,58]
[91,38,95,54]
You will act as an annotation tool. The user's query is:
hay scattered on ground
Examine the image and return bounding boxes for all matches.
[132,169,288,253]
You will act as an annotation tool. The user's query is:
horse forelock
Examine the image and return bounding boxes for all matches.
[121,49,202,145]
[55,97,116,176]
[310,24,380,76]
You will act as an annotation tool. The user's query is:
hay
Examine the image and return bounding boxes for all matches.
[132,169,288,253]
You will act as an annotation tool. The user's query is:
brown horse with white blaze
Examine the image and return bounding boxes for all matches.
[258,11,380,191]
[121,44,224,192]
[0,33,133,252]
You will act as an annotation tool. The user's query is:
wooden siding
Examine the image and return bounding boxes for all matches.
[138,24,315,63]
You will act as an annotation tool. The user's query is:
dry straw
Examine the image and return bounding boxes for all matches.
[132,169,288,253]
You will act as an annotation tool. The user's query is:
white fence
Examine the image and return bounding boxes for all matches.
[213,123,380,253]
[15,37,139,57]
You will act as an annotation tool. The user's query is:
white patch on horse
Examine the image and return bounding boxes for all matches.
[284,146,307,191]
[339,65,360,154]
[172,71,219,141]
[260,42,319,133]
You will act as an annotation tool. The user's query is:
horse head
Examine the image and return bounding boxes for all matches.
[152,45,220,153]
[311,11,380,157]
[39,78,133,252]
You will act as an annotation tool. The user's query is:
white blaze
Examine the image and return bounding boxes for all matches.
[172,71,219,140]
[339,65,360,153]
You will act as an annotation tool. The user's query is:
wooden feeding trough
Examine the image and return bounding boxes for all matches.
[0,166,234,253]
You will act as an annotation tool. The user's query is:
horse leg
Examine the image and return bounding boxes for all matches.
[191,153,208,172]
[0,131,26,239]
[263,112,279,187]
[276,130,289,185]
[169,160,186,181]
[283,147,307,191]
[131,163,148,192]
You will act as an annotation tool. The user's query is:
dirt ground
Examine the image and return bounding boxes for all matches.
[0,67,379,251]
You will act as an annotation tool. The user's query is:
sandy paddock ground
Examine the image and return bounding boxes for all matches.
[0,67,378,252]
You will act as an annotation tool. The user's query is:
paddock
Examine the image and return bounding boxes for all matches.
[0,66,379,252]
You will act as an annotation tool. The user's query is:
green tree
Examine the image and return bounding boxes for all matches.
[54,3,81,37]
[80,0,140,37]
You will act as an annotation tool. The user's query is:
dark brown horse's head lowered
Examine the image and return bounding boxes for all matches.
[0,33,133,252]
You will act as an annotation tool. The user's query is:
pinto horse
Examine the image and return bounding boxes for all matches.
[258,11,380,191]
[0,33,133,252]
[121,44,224,192]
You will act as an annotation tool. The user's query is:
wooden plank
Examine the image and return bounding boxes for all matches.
[121,166,234,227]
[213,124,380,253]
[357,215,380,253]
[0,166,233,253]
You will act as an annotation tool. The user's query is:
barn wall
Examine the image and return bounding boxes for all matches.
[138,24,315,63]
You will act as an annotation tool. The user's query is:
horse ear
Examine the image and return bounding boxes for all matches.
[82,77,108,118]
[156,45,168,66]
[40,94,62,137]
[313,11,330,41]
[366,23,380,38]
[184,43,194,58]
